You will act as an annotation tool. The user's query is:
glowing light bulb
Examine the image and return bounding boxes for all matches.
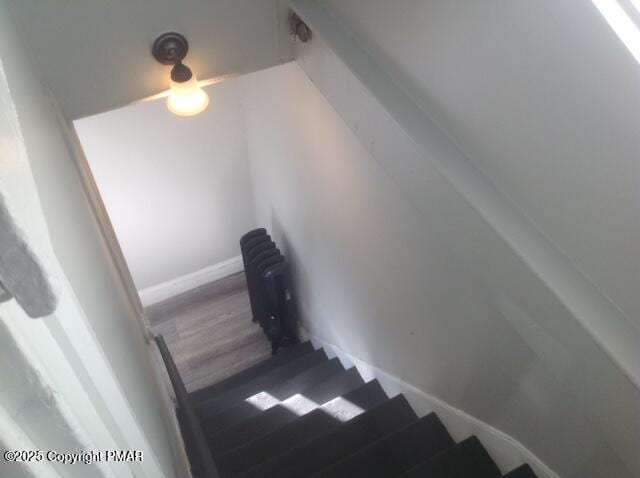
[166,69,209,116]
[151,33,210,116]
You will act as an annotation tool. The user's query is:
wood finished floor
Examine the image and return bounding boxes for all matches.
[146,272,272,393]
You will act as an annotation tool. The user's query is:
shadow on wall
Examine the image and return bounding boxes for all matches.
[268,211,310,338]
[0,196,58,318]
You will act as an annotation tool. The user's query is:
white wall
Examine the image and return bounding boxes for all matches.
[0,1,183,476]
[238,60,638,477]
[74,81,256,295]
[319,0,640,336]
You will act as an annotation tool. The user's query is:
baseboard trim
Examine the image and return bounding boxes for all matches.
[302,327,558,478]
[138,256,244,307]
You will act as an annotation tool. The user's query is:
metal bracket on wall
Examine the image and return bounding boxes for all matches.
[152,32,189,65]
[289,11,312,43]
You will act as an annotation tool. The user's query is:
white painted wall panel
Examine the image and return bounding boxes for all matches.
[239,62,638,478]
[319,0,640,335]
[0,1,182,475]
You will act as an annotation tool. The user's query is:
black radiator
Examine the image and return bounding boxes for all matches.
[240,228,298,354]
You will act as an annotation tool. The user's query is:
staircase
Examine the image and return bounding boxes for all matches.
[179,341,538,478]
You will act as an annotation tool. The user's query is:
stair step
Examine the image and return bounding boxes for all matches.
[212,404,299,461]
[310,413,454,478]
[196,348,328,418]
[208,367,366,455]
[504,464,538,478]
[189,342,315,405]
[203,358,345,438]
[297,366,365,405]
[321,378,388,410]
[223,410,338,477]
[255,357,345,402]
[397,436,501,478]
[217,380,387,477]
[238,394,417,478]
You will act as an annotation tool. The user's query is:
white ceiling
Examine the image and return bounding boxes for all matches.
[8,0,293,119]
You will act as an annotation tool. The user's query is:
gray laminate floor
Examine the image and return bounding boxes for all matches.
[147,272,272,393]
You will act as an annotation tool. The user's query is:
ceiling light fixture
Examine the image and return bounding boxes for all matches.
[152,32,209,116]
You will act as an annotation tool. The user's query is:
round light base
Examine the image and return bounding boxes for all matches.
[152,32,189,65]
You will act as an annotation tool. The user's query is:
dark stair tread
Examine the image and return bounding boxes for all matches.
[310,413,454,478]
[208,367,365,455]
[189,342,315,405]
[325,378,389,409]
[216,380,387,477]
[212,404,299,462]
[253,357,345,402]
[398,436,502,478]
[219,409,338,477]
[196,348,328,417]
[504,464,537,478]
[298,366,364,405]
[238,394,417,478]
[204,358,345,440]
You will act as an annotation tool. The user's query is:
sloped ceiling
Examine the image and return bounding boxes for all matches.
[7,0,293,120]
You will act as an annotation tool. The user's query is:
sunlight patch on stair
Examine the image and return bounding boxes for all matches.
[245,391,365,421]
[281,394,318,415]
[319,396,365,422]
[245,391,281,411]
